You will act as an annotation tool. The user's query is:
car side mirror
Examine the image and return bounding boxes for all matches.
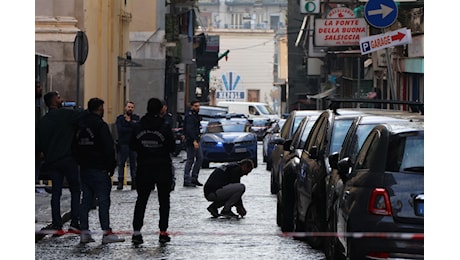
[283,139,292,151]
[328,152,339,170]
[337,157,352,182]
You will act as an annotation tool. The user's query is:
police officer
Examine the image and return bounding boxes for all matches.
[75,97,124,244]
[130,97,176,244]
[183,100,203,187]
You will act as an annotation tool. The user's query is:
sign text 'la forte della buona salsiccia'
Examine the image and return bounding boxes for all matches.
[314,7,368,47]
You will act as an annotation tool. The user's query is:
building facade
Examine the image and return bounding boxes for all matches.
[288,1,424,111]
[35,0,133,127]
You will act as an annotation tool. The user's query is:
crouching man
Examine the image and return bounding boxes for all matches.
[203,159,254,218]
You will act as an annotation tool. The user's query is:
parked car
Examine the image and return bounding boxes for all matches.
[275,114,318,231]
[327,121,424,259]
[293,109,364,248]
[270,110,322,194]
[250,117,273,141]
[199,115,257,168]
[291,104,424,249]
[262,119,286,171]
[324,112,424,259]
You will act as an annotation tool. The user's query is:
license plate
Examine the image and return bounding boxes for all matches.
[235,147,247,153]
[175,140,181,144]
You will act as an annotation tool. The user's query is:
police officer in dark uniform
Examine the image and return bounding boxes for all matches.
[130,97,176,244]
[75,97,124,244]
[183,100,203,187]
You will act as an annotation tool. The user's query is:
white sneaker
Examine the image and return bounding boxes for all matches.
[80,231,95,244]
[102,231,125,244]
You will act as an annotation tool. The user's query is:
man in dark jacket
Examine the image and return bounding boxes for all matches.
[183,100,203,187]
[115,101,140,190]
[204,159,254,218]
[37,91,85,235]
[130,97,176,244]
[75,97,124,244]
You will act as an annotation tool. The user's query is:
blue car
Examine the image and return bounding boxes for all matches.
[200,115,258,169]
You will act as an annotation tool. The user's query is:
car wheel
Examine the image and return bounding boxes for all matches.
[276,192,282,227]
[304,204,324,249]
[251,156,258,168]
[325,209,344,260]
[280,172,295,232]
[266,160,272,171]
[201,160,210,169]
[270,174,278,195]
[293,207,305,241]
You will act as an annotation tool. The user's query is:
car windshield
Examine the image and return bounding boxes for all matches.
[206,120,248,133]
[256,104,275,115]
[386,133,424,173]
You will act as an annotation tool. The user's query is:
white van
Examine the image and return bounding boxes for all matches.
[216,101,279,121]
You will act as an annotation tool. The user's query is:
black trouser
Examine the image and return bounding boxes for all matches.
[132,165,173,232]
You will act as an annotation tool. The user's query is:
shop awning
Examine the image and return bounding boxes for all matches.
[307,87,336,99]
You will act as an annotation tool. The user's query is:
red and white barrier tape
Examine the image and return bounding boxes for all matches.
[36,229,423,240]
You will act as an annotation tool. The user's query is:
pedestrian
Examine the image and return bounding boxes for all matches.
[130,97,176,244]
[203,159,254,218]
[183,100,203,187]
[74,97,125,244]
[35,81,44,191]
[36,91,85,235]
[161,100,174,127]
[115,101,140,190]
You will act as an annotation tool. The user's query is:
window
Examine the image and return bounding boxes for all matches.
[330,119,354,154]
[355,130,380,170]
[347,124,377,164]
[386,133,424,172]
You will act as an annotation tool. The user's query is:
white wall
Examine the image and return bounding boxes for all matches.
[210,31,275,110]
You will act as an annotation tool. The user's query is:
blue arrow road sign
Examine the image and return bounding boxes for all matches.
[364,0,398,28]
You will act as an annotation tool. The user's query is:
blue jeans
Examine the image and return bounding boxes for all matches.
[48,156,81,228]
[183,145,203,183]
[117,144,137,182]
[79,167,112,231]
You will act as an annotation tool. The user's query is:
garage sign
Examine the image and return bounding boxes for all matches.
[360,28,412,55]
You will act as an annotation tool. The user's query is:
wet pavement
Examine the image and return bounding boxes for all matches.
[35,143,326,259]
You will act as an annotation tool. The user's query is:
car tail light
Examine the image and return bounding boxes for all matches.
[368,188,392,216]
